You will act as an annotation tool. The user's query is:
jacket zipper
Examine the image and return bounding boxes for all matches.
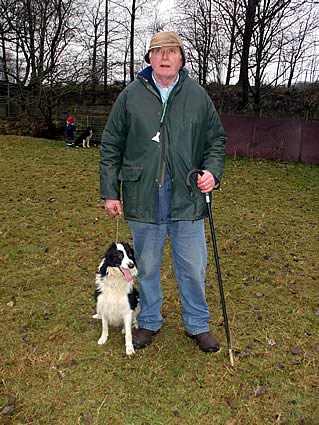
[141,79,167,189]
[158,100,168,188]
[140,77,180,189]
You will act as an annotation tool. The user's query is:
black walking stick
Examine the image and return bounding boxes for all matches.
[186,169,234,367]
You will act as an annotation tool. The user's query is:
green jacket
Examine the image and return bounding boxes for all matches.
[100,67,226,223]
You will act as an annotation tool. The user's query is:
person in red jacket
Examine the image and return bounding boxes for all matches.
[64,116,76,148]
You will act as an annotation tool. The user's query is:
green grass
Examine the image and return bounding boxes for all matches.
[0,135,318,425]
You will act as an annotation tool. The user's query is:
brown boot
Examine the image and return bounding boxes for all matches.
[133,328,160,349]
[185,331,220,353]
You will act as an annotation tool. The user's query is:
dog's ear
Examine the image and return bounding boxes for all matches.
[121,242,136,263]
[104,242,117,258]
[104,242,124,267]
[98,258,108,277]
[97,243,117,276]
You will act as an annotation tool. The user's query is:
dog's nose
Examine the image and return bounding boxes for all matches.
[128,262,135,269]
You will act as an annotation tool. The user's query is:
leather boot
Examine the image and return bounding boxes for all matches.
[185,331,220,353]
[133,328,160,349]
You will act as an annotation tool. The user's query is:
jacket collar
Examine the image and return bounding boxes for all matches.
[137,65,188,86]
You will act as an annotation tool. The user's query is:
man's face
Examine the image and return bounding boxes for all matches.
[150,47,182,85]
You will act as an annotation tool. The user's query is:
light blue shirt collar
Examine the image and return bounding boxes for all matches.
[152,73,179,103]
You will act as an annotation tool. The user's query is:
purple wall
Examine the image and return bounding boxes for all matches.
[221,114,319,165]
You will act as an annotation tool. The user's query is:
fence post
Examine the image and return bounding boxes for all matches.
[298,119,304,163]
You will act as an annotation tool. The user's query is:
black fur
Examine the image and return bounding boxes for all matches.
[94,242,137,301]
[128,287,140,310]
[99,243,123,276]
[99,242,135,277]
[74,126,93,147]
[94,288,101,301]
[93,242,140,355]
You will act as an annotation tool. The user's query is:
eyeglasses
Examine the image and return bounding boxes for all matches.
[151,47,180,57]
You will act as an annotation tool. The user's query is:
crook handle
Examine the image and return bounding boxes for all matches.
[186,168,211,199]
[186,169,203,195]
[186,168,211,203]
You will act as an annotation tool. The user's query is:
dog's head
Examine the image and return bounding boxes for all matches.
[98,242,137,282]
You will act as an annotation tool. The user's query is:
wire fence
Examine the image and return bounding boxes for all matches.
[1,82,318,163]
[71,107,109,143]
[0,82,21,119]
[0,96,20,119]
[0,95,108,143]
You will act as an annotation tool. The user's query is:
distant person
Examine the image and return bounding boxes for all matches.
[65,116,76,148]
[100,31,226,353]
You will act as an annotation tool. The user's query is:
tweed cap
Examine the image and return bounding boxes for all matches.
[144,31,185,66]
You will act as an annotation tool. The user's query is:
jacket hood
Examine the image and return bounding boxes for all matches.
[138,65,153,82]
[137,65,188,85]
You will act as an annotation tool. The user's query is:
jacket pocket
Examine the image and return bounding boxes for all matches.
[118,166,143,182]
[118,166,143,218]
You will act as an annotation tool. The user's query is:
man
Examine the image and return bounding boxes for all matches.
[100,31,226,352]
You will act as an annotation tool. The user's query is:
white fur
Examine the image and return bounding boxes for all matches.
[82,131,93,148]
[76,127,93,148]
[94,244,139,356]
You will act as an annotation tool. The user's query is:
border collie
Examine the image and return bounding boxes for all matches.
[93,242,140,356]
[75,126,93,148]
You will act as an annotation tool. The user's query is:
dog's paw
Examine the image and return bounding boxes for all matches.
[126,344,135,356]
[97,336,108,345]
[126,347,135,356]
[92,313,101,319]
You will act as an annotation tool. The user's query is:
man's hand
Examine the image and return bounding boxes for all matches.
[197,170,215,193]
[103,199,122,217]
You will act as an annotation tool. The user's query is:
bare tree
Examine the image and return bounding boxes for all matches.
[246,0,318,112]
[236,0,258,108]
[251,0,294,109]
[213,0,318,107]
[224,0,240,85]
[176,0,225,85]
[78,0,106,91]
[281,3,318,87]
[0,0,82,135]
[111,0,154,82]
[214,0,242,85]
[130,0,137,82]
[104,0,109,89]
[0,2,12,83]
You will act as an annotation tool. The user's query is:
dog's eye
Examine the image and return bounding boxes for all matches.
[116,252,124,261]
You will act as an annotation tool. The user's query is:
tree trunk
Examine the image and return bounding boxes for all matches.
[129,0,136,82]
[287,59,296,88]
[0,31,9,82]
[92,24,98,92]
[237,0,258,108]
[104,0,109,90]
[123,41,128,86]
[225,0,238,85]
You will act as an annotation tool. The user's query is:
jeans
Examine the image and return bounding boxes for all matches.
[128,219,210,335]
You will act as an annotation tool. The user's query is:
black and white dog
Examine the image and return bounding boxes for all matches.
[75,126,93,148]
[93,242,140,356]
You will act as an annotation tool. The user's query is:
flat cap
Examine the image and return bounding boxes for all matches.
[144,31,185,66]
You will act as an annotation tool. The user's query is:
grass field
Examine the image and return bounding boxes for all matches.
[0,135,318,425]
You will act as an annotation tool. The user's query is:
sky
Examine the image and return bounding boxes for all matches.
[157,0,176,21]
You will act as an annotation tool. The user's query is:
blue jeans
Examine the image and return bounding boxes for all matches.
[128,220,210,335]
